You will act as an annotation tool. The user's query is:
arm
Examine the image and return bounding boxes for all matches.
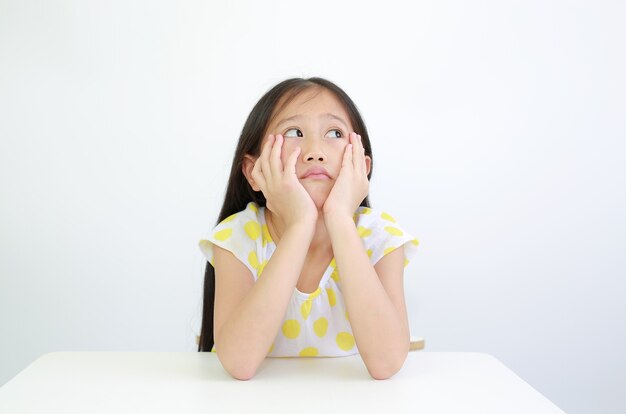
[325,215,410,379]
[213,221,314,380]
[215,134,318,380]
[322,132,409,379]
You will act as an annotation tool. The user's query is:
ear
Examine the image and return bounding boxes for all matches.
[242,154,261,192]
[365,155,372,177]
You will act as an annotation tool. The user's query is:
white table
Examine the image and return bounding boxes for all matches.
[0,352,564,413]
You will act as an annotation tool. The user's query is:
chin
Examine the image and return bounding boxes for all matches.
[304,187,331,211]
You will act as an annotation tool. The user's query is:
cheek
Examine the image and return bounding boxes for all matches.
[331,140,349,158]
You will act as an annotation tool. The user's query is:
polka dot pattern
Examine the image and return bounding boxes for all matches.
[244,221,261,240]
[326,288,337,307]
[357,226,372,238]
[199,202,418,357]
[313,317,328,337]
[381,212,396,222]
[301,300,313,320]
[282,320,301,339]
[262,224,272,246]
[299,347,319,357]
[384,246,397,256]
[336,332,355,351]
[214,228,232,241]
[223,213,238,223]
[384,226,403,236]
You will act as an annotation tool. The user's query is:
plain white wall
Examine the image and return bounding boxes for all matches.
[1,1,625,413]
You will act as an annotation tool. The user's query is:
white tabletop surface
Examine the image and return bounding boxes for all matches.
[0,351,564,413]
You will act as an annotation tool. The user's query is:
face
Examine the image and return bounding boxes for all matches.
[261,88,356,208]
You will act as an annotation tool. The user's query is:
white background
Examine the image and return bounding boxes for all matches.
[1,1,624,413]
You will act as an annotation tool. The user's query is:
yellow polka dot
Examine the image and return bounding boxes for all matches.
[384,246,396,255]
[384,226,403,236]
[313,317,328,337]
[244,221,261,240]
[361,207,372,214]
[214,228,233,241]
[282,320,301,339]
[326,288,337,307]
[404,258,410,267]
[223,213,238,223]
[381,212,396,223]
[336,332,355,351]
[357,226,372,238]
[248,203,258,213]
[299,347,319,357]
[330,258,336,268]
[366,249,373,258]
[345,310,350,321]
[268,343,275,354]
[248,251,260,269]
[330,269,340,283]
[300,300,313,320]
[262,224,273,246]
[411,239,419,246]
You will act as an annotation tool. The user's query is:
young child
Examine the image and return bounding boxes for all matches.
[198,77,419,380]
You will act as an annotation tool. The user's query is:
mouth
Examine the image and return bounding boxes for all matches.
[301,167,331,180]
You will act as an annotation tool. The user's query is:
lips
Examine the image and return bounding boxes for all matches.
[301,166,331,180]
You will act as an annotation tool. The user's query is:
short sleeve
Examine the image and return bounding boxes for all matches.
[198,203,264,279]
[355,208,419,268]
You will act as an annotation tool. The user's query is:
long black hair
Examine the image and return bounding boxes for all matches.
[198,77,374,351]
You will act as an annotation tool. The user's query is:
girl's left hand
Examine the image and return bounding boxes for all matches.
[322,132,369,219]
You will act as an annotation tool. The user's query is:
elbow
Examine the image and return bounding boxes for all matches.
[365,350,408,380]
[217,352,259,381]
[222,360,258,381]
[368,365,400,380]
[229,367,257,381]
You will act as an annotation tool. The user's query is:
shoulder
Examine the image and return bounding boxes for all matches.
[354,206,404,235]
[215,202,264,236]
[354,206,420,266]
[199,202,265,268]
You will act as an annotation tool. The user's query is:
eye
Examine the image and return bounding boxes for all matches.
[325,129,343,139]
[284,128,303,138]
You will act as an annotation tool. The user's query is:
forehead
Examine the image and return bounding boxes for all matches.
[268,88,352,130]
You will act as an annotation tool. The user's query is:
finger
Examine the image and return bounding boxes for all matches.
[354,133,366,174]
[260,135,274,181]
[285,146,301,175]
[251,158,267,191]
[269,134,284,178]
[342,141,353,168]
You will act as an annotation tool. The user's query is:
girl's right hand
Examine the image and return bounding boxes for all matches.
[251,134,318,229]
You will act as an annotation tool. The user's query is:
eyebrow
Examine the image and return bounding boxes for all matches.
[276,113,350,130]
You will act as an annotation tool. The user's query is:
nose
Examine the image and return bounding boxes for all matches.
[302,142,326,163]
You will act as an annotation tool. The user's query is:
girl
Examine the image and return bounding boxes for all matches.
[198,77,419,380]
